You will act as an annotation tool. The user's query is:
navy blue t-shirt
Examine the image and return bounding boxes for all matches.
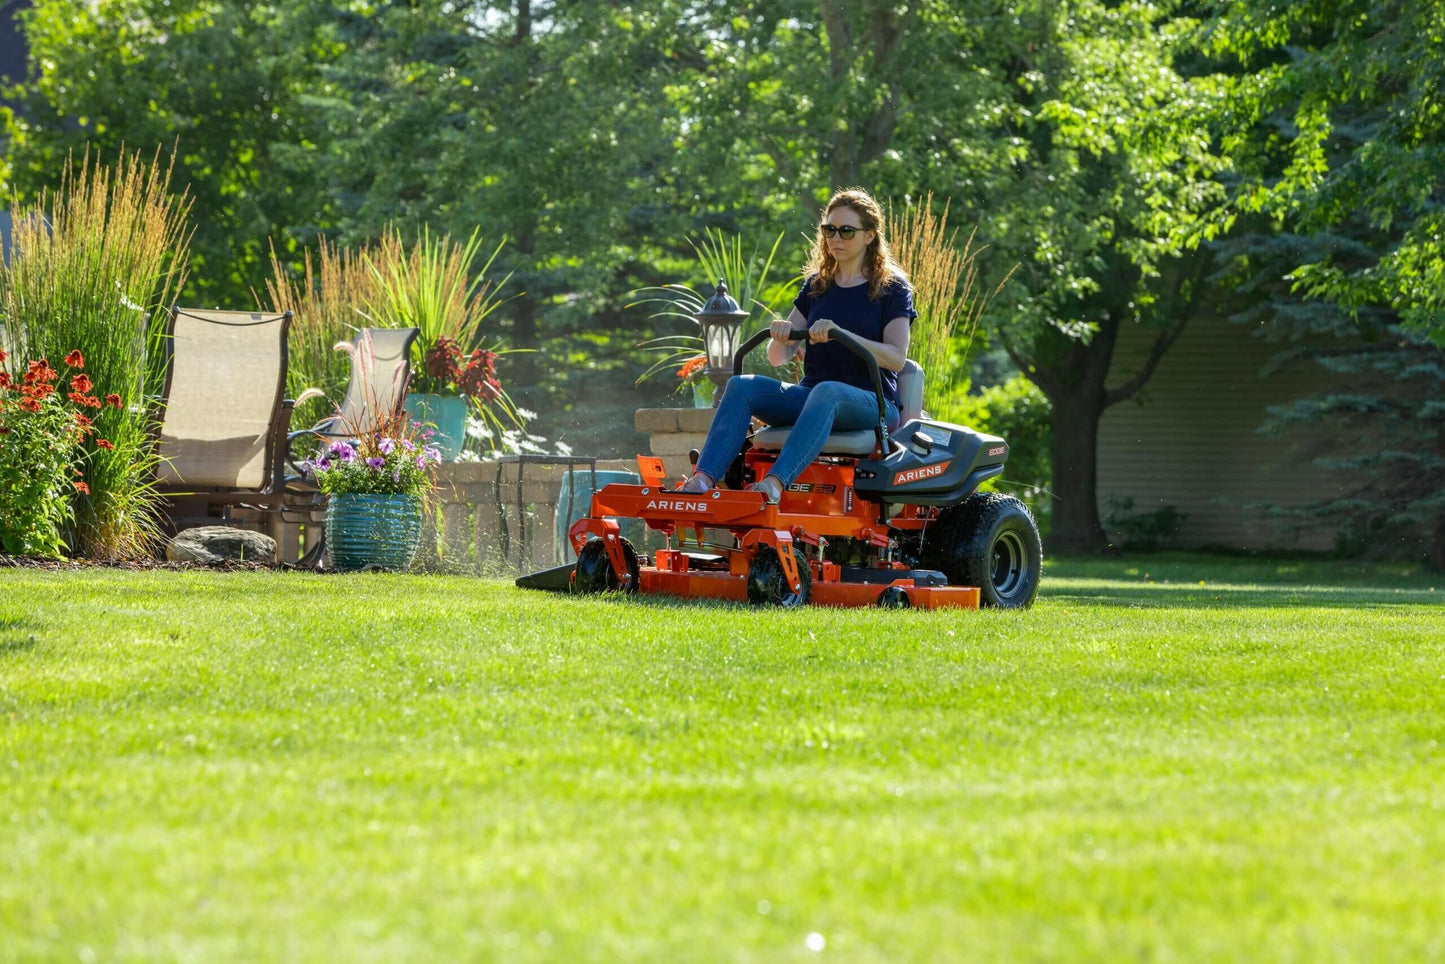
[792,273,917,405]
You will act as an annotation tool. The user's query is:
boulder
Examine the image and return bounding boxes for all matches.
[166,526,278,566]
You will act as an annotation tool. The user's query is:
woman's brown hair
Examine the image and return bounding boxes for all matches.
[804,187,907,301]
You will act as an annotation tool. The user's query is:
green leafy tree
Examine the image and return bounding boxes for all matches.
[5,0,336,308]
[968,0,1226,553]
[1202,0,1445,343]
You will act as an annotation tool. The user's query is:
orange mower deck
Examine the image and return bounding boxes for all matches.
[566,480,982,610]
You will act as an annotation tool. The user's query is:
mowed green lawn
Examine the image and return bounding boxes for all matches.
[1,555,1442,962]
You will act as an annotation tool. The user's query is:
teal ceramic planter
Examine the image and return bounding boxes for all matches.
[402,393,468,461]
[325,493,423,571]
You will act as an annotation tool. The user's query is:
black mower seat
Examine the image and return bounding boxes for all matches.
[751,360,924,456]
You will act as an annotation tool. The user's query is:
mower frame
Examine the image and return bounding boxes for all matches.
[557,328,1015,609]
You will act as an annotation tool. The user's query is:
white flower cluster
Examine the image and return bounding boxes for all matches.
[459,414,573,460]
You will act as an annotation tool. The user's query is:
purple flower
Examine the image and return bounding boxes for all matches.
[415,455,427,470]
[400,438,416,452]
[378,438,395,455]
[366,456,386,470]
[422,445,442,464]
[420,428,435,440]
[314,456,332,471]
[393,468,402,483]
[329,441,357,463]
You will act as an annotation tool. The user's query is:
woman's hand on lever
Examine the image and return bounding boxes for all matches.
[769,318,794,341]
[808,318,836,344]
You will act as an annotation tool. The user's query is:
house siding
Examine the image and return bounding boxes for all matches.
[1098,315,1358,552]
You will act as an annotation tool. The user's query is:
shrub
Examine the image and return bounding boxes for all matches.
[949,375,1054,530]
[1104,496,1189,550]
[0,350,120,556]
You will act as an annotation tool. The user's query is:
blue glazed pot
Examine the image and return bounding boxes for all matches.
[402,393,469,461]
[325,493,423,571]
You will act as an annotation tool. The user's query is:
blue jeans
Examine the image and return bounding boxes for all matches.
[695,375,899,487]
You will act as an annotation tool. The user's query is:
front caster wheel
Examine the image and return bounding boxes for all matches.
[572,537,640,594]
[746,545,811,608]
[876,586,911,609]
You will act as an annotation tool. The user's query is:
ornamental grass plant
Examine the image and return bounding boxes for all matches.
[362,227,523,442]
[885,194,1010,420]
[632,228,796,387]
[0,148,192,559]
[263,237,380,430]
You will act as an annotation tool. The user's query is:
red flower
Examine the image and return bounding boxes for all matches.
[74,481,90,495]
[64,350,85,369]
[0,372,9,389]
[95,438,115,451]
[74,413,94,432]
[106,393,123,408]
[19,398,41,413]
[0,348,7,364]
[71,373,93,394]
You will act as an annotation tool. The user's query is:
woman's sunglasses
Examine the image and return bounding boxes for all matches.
[819,224,860,240]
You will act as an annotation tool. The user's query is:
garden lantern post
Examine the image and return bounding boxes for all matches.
[696,279,749,404]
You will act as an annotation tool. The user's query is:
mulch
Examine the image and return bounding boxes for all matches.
[0,553,325,573]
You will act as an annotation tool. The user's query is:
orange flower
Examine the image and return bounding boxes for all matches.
[95,438,114,450]
[64,350,85,369]
[71,374,93,394]
[19,398,41,413]
[0,372,9,389]
[106,393,123,408]
[0,348,7,364]
[677,355,708,380]
[74,481,90,495]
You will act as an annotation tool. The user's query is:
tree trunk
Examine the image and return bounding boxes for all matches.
[1047,393,1109,554]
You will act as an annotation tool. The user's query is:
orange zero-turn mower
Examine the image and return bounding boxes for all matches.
[518,329,1042,609]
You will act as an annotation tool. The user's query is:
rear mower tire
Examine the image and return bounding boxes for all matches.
[921,493,1041,609]
[746,545,811,608]
[572,537,640,594]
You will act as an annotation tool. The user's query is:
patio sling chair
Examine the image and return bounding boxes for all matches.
[153,307,295,532]
[282,326,420,566]
[289,326,420,452]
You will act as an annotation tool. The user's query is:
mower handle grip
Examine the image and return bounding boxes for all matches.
[732,325,892,454]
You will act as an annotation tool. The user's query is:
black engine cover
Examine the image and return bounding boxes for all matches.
[852,419,1008,505]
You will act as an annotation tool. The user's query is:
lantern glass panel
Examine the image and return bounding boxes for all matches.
[704,323,733,369]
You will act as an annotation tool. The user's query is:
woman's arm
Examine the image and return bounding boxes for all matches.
[808,316,911,372]
[766,307,809,368]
